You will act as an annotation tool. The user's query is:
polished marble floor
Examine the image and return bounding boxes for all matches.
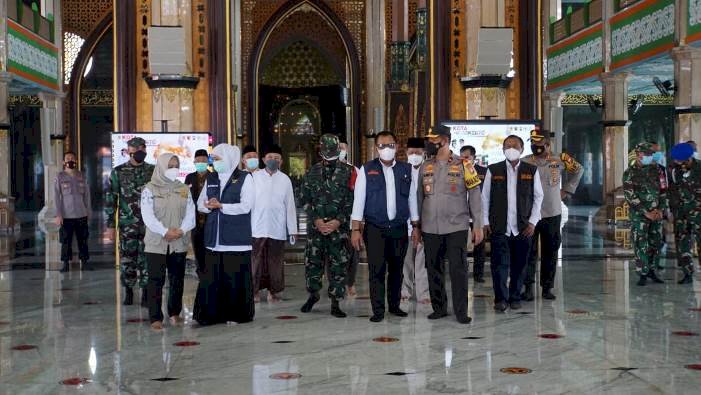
[0,209,700,394]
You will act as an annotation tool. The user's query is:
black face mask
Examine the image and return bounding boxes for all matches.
[132,150,147,163]
[425,140,443,156]
[531,145,546,156]
[65,161,77,169]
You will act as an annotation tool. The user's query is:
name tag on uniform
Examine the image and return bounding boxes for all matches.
[367,170,381,176]
[208,184,220,188]
[493,176,505,181]
[520,174,534,180]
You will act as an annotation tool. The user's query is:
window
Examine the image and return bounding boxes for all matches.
[63,32,85,85]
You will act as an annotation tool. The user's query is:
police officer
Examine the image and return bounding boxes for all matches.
[623,142,667,286]
[351,131,419,322]
[106,137,155,305]
[417,125,483,324]
[521,130,583,301]
[300,134,356,318]
[460,145,488,283]
[668,143,700,285]
[54,151,92,272]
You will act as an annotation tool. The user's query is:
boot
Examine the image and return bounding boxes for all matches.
[636,275,647,286]
[123,287,134,305]
[300,292,320,313]
[59,261,69,273]
[678,273,693,285]
[330,298,346,318]
[648,270,664,284]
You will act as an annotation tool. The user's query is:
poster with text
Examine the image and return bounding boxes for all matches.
[443,121,538,166]
[111,133,210,182]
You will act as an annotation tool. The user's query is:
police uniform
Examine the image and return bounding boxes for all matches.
[54,168,92,272]
[418,126,482,323]
[521,131,583,300]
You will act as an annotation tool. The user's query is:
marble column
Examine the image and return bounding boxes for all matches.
[543,91,565,153]
[0,73,15,234]
[671,46,701,144]
[426,0,450,125]
[599,72,630,196]
[365,0,386,160]
[36,92,65,228]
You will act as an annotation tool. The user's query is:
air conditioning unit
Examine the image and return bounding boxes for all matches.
[475,28,514,76]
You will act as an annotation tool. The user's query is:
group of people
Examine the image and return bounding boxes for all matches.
[623,140,700,286]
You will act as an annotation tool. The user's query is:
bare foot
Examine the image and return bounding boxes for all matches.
[418,298,431,305]
[347,286,357,297]
[267,293,282,303]
[169,316,183,326]
[150,321,163,331]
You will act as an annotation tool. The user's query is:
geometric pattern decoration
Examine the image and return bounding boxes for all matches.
[7,20,60,92]
[63,32,85,85]
[610,0,675,69]
[260,41,343,88]
[689,0,701,44]
[547,26,603,90]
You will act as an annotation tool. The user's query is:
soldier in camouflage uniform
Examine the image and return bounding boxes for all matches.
[623,142,668,286]
[299,134,356,318]
[105,137,156,305]
[668,142,700,284]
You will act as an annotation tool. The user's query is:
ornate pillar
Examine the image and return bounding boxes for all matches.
[36,92,65,229]
[672,46,701,144]
[366,0,386,159]
[543,91,565,153]
[0,73,14,234]
[599,72,630,196]
[114,0,137,132]
[426,0,450,125]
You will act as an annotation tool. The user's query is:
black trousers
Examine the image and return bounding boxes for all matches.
[193,250,254,325]
[467,223,485,279]
[346,240,360,288]
[191,226,207,274]
[364,223,408,315]
[423,230,469,318]
[60,217,90,263]
[490,233,532,304]
[524,215,562,290]
[146,251,186,323]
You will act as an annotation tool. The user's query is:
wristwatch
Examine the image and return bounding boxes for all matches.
[411,221,421,228]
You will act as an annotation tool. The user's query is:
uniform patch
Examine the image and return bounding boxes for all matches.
[520,174,534,180]
[367,170,381,176]
[493,176,505,181]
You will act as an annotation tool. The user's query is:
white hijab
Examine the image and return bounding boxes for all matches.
[212,143,241,182]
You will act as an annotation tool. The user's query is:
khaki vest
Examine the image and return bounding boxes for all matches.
[144,184,190,254]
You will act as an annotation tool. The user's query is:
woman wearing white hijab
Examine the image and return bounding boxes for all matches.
[140,153,195,330]
[194,144,256,325]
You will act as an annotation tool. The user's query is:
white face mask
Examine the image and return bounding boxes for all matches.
[407,154,424,166]
[379,148,396,162]
[164,168,179,182]
[339,150,348,162]
[694,152,701,160]
[504,148,522,162]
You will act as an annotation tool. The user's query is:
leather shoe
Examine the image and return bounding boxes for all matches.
[521,287,534,301]
[456,315,472,324]
[369,314,384,323]
[427,311,448,320]
[494,302,508,312]
[678,273,693,285]
[389,308,408,317]
[542,289,556,300]
[510,301,522,310]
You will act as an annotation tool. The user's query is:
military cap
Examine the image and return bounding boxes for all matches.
[635,142,655,155]
[426,125,450,138]
[127,137,147,148]
[528,129,549,143]
[319,133,340,159]
[671,143,694,161]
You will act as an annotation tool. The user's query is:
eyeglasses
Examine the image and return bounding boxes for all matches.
[377,143,397,150]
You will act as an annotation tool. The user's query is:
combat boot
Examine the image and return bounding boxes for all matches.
[300,292,320,313]
[636,275,647,286]
[678,273,693,284]
[59,261,69,273]
[123,287,134,305]
[330,298,346,318]
[648,270,664,284]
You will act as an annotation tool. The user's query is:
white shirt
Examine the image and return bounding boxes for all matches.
[481,161,544,236]
[141,187,196,236]
[351,160,420,223]
[197,172,256,251]
[251,169,298,240]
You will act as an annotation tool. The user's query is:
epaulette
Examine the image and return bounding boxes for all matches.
[560,152,582,172]
[462,159,481,189]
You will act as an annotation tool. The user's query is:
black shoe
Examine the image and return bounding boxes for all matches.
[542,289,556,300]
[123,287,134,305]
[678,273,693,285]
[300,292,320,313]
[648,271,665,284]
[510,301,522,310]
[81,260,94,271]
[369,314,384,323]
[473,275,485,283]
[140,289,148,308]
[330,298,346,318]
[521,286,534,302]
[59,261,69,273]
[456,315,472,324]
[389,308,408,317]
[494,302,508,312]
[427,311,448,320]
[636,275,647,286]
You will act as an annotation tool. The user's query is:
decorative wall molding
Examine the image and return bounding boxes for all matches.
[561,93,673,105]
[610,0,674,69]
[7,20,59,92]
[546,25,603,90]
[688,0,701,44]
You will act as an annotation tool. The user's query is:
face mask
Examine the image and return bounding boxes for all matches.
[213,160,230,174]
[378,148,396,161]
[425,141,442,156]
[504,148,522,162]
[265,159,281,172]
[132,150,147,163]
[65,161,77,169]
[693,152,700,160]
[408,154,424,167]
[194,162,208,173]
[652,151,665,163]
[531,145,546,156]
[164,168,179,182]
[245,158,259,170]
[339,150,348,162]
[640,155,654,166]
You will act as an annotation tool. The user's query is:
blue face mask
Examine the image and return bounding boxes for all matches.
[213,160,230,174]
[194,162,208,173]
[245,158,259,170]
[641,155,654,166]
[652,151,665,163]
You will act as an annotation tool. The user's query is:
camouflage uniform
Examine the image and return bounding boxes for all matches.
[669,158,701,275]
[300,135,355,299]
[105,138,155,289]
[623,143,667,276]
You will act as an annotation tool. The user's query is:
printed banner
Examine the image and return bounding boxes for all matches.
[444,122,538,166]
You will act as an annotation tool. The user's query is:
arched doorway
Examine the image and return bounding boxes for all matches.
[249,0,362,168]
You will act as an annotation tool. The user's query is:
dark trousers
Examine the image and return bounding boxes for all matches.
[191,226,207,274]
[252,238,286,294]
[525,215,561,290]
[423,230,469,318]
[193,250,254,325]
[364,223,408,315]
[146,251,186,323]
[473,240,486,279]
[60,217,89,263]
[490,233,532,303]
[346,241,360,288]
